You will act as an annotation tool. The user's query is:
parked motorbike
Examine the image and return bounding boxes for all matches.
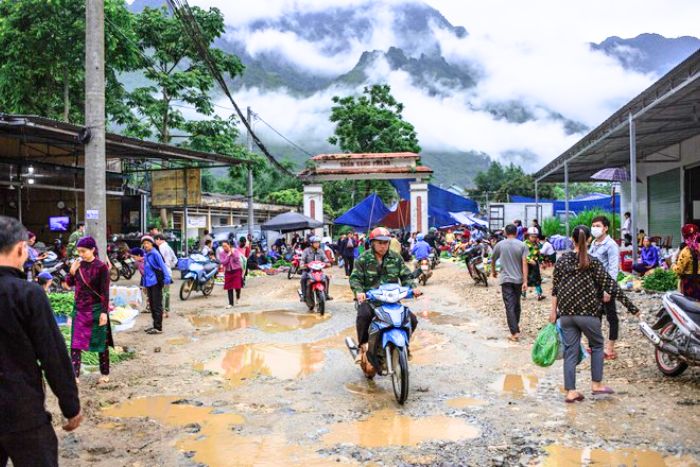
[287,248,303,280]
[640,292,700,377]
[416,258,432,286]
[463,241,489,287]
[180,253,218,301]
[34,251,70,291]
[297,260,329,315]
[345,284,415,405]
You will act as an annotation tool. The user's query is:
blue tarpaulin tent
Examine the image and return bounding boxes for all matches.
[390,180,479,228]
[334,193,392,230]
[510,194,620,214]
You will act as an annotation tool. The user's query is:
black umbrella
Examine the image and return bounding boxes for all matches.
[261,211,323,233]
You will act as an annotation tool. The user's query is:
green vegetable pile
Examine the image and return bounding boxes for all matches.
[59,327,134,366]
[642,269,678,292]
[48,293,74,316]
[273,259,291,268]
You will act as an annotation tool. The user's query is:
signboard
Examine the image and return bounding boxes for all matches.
[187,215,207,228]
[86,209,99,220]
[151,169,201,208]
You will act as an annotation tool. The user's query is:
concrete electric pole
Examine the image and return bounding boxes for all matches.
[247,106,255,239]
[85,0,107,255]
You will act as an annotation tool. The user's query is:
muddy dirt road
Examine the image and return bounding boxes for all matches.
[49,261,699,466]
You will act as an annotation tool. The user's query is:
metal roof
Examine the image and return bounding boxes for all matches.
[0,114,248,166]
[534,48,700,183]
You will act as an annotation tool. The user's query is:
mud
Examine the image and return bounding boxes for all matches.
[45,262,700,466]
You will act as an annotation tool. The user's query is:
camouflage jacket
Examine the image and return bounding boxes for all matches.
[349,249,416,295]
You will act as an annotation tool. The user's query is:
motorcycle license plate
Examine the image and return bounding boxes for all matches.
[58,270,66,278]
[114,262,122,269]
[421,265,429,271]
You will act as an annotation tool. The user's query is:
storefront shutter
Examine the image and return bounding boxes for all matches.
[647,168,680,240]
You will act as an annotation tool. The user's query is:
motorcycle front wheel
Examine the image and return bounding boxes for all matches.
[390,344,409,405]
[316,289,326,316]
[180,278,195,301]
[288,265,296,280]
[109,266,120,282]
[202,278,215,296]
[655,323,688,377]
[121,264,134,280]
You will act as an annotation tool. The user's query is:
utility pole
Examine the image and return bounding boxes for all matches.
[246,106,254,240]
[85,0,107,255]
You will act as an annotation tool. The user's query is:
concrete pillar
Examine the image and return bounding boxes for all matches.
[303,183,324,235]
[409,181,428,234]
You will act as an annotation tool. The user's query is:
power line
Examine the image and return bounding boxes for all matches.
[165,0,295,177]
[254,114,313,157]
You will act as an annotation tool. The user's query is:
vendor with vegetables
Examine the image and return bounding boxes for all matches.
[550,225,639,403]
[633,236,660,275]
[66,236,112,384]
[673,223,700,300]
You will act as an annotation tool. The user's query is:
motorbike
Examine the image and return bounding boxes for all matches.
[463,241,489,287]
[429,249,440,269]
[640,292,700,377]
[35,251,70,291]
[297,260,329,315]
[180,253,218,301]
[345,284,415,405]
[416,258,432,286]
[287,248,303,280]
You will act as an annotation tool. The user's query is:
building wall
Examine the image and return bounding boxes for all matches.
[620,133,700,234]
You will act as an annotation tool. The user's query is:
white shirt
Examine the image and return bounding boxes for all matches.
[540,241,555,256]
[158,242,178,273]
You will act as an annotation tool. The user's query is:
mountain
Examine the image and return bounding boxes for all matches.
[592,33,700,76]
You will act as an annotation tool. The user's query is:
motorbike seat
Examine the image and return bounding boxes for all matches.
[669,293,700,317]
[203,263,217,273]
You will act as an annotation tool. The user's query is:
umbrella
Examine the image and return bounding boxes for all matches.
[261,212,323,233]
[590,167,636,240]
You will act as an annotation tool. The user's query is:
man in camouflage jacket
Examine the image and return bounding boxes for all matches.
[349,228,421,360]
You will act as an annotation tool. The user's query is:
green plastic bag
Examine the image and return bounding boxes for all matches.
[532,323,559,367]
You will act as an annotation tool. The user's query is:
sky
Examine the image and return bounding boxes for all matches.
[178,0,700,169]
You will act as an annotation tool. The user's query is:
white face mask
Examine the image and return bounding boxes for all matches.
[591,226,604,239]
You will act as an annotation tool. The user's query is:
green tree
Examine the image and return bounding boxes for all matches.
[0,0,140,124]
[326,84,420,213]
[124,6,244,144]
[472,161,555,202]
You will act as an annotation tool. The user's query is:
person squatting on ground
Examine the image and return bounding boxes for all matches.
[524,227,545,301]
[491,224,529,341]
[634,236,660,274]
[673,223,700,300]
[349,227,421,362]
[65,236,113,384]
[550,225,639,403]
[219,239,243,308]
[141,235,172,335]
[588,215,621,359]
[155,234,178,319]
[299,236,332,302]
[0,216,82,467]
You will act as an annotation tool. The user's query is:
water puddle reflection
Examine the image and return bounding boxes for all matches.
[417,310,470,327]
[103,396,333,466]
[446,397,487,409]
[188,310,330,333]
[492,374,539,397]
[195,343,325,386]
[410,330,449,365]
[323,409,479,447]
[541,445,699,467]
[344,381,389,397]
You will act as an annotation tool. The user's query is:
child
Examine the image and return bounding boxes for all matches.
[524,227,545,300]
[36,270,53,293]
[540,236,556,268]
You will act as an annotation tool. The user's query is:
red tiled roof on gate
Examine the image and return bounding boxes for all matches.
[311,152,420,161]
[299,166,433,177]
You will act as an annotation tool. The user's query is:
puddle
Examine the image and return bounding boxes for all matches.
[541,445,699,467]
[195,343,325,386]
[492,374,539,397]
[410,330,449,365]
[103,396,332,466]
[323,409,479,447]
[312,326,356,350]
[416,310,470,327]
[188,310,330,333]
[167,337,193,345]
[344,381,389,397]
[446,397,487,409]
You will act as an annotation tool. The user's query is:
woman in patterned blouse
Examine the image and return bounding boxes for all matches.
[550,225,639,403]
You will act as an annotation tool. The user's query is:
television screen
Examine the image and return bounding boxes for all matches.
[49,216,70,232]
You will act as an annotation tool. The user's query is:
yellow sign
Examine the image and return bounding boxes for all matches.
[151,169,201,207]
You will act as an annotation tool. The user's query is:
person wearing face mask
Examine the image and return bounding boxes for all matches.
[588,215,621,360]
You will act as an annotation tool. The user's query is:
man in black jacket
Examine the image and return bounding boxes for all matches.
[0,216,81,467]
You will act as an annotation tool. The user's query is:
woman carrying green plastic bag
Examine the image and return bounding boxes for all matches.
[532,323,559,367]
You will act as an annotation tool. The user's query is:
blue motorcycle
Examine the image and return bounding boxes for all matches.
[179,254,218,301]
[346,283,414,404]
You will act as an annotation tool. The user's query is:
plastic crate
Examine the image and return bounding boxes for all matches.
[177,257,191,272]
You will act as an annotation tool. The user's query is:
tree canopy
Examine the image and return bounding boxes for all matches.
[472,161,555,202]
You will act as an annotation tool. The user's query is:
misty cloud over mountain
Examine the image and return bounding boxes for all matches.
[129,0,699,186]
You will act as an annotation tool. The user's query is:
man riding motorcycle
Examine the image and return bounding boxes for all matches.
[349,227,421,362]
[299,236,332,302]
[411,233,431,267]
[423,227,438,250]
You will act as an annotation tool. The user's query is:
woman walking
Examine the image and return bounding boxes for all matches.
[141,236,171,335]
[673,224,700,300]
[65,237,112,384]
[550,225,639,403]
[218,240,243,308]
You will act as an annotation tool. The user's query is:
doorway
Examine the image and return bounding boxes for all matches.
[685,164,700,228]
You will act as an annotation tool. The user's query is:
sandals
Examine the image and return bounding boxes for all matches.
[565,393,585,403]
[145,328,163,335]
[604,351,618,361]
[592,386,615,395]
